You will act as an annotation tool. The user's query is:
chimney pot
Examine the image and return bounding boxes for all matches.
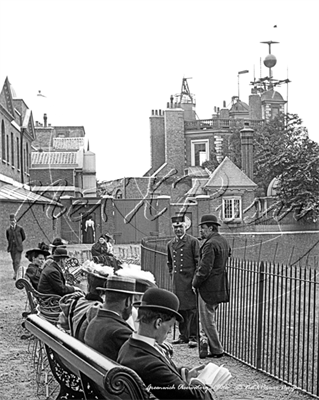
[223,101,226,108]
[44,113,47,127]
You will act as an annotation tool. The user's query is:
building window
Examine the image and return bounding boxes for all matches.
[271,106,280,119]
[6,134,9,164]
[223,197,241,221]
[191,139,209,166]
[1,120,5,160]
[26,143,29,171]
[11,133,14,166]
[16,137,20,169]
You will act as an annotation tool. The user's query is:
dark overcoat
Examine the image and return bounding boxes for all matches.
[6,225,26,252]
[117,337,216,400]
[38,260,75,296]
[167,234,199,310]
[192,232,231,305]
[84,308,133,361]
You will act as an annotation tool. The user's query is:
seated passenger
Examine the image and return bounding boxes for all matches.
[38,248,82,296]
[84,275,142,361]
[91,234,120,270]
[58,271,106,341]
[117,288,216,400]
[25,247,50,290]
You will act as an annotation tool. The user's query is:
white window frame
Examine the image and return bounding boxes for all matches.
[191,139,209,166]
[223,196,242,221]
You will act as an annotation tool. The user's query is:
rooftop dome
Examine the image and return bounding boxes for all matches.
[230,99,249,113]
[261,89,284,102]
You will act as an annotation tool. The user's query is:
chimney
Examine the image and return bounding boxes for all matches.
[44,113,47,127]
[240,125,254,180]
[170,95,174,108]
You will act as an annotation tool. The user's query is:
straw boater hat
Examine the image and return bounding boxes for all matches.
[198,214,221,226]
[97,275,143,295]
[135,288,183,322]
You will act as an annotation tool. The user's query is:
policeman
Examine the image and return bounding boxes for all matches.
[167,215,199,348]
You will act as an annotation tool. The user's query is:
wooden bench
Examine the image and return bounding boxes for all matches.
[15,266,62,324]
[24,314,152,400]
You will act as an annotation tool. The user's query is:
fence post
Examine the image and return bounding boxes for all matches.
[256,261,265,369]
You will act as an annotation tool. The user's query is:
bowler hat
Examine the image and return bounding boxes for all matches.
[171,215,185,226]
[26,248,50,261]
[135,278,157,294]
[97,275,143,295]
[198,214,221,226]
[135,288,183,322]
[53,247,70,259]
[9,214,16,220]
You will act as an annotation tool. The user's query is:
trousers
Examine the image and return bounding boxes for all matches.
[198,293,223,354]
[10,249,22,275]
[178,308,197,342]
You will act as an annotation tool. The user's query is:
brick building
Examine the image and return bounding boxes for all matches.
[0,77,35,187]
[30,116,97,198]
[0,77,64,249]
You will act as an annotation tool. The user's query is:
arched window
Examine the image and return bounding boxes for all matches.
[1,120,5,160]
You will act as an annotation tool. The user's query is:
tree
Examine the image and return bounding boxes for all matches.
[253,114,319,222]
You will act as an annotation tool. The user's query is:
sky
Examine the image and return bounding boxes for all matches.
[0,0,318,181]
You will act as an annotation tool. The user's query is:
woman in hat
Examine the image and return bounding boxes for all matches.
[91,234,120,270]
[25,247,50,290]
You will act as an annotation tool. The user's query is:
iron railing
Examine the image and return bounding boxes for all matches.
[184,118,264,131]
[140,237,319,398]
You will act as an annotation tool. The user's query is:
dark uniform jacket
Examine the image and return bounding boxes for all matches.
[117,337,216,400]
[192,232,230,305]
[6,225,26,252]
[38,260,75,296]
[84,308,134,361]
[167,234,199,310]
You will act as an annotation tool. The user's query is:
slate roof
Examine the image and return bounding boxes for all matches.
[0,184,61,205]
[31,152,78,165]
[205,157,257,188]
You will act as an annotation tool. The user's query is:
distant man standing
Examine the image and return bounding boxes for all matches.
[192,214,231,359]
[6,214,26,280]
[167,215,199,348]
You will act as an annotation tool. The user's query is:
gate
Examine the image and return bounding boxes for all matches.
[113,199,159,244]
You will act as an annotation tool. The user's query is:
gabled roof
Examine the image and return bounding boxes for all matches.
[205,157,257,188]
[32,152,78,165]
[0,77,15,119]
[0,184,61,205]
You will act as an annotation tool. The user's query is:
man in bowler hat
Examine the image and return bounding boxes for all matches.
[38,247,82,296]
[118,288,217,399]
[6,214,26,280]
[84,275,142,361]
[192,214,231,359]
[167,215,199,348]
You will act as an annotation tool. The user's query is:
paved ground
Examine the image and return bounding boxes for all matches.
[0,247,314,400]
